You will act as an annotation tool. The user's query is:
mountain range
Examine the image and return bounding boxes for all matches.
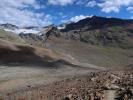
[0,16,133,69]
[3,16,132,49]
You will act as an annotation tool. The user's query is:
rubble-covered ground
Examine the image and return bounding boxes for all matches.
[0,70,132,100]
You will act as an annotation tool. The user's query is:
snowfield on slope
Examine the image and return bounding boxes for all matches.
[4,28,40,34]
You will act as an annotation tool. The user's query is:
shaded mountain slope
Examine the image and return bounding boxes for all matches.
[0,39,59,66]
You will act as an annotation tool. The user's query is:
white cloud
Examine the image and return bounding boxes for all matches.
[48,0,75,6]
[86,1,97,7]
[76,0,86,5]
[98,0,133,13]
[58,12,68,19]
[0,0,52,27]
[131,16,133,19]
[69,15,93,22]
[127,7,133,13]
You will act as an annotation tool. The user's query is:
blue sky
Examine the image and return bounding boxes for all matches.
[0,0,133,26]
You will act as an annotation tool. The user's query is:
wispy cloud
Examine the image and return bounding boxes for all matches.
[98,0,133,13]
[69,15,92,22]
[127,6,133,13]
[0,0,133,27]
[131,16,133,19]
[86,1,97,7]
[75,0,85,5]
[48,0,75,6]
[62,15,93,23]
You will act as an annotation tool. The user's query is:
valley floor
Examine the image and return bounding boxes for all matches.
[0,69,132,100]
[0,65,96,93]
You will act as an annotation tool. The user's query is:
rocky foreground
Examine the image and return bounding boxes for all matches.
[0,70,132,100]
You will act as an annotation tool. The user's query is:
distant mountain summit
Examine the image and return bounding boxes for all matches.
[19,25,61,45]
[0,23,19,30]
[61,16,133,32]
[0,24,42,34]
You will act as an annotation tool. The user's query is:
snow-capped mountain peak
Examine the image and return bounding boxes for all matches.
[0,24,42,34]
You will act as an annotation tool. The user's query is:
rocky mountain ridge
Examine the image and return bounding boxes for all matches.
[1,16,133,49]
[18,16,133,49]
[61,16,133,32]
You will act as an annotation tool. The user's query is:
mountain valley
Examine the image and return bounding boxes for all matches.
[0,16,132,100]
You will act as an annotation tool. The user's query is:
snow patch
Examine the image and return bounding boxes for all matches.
[4,28,40,34]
